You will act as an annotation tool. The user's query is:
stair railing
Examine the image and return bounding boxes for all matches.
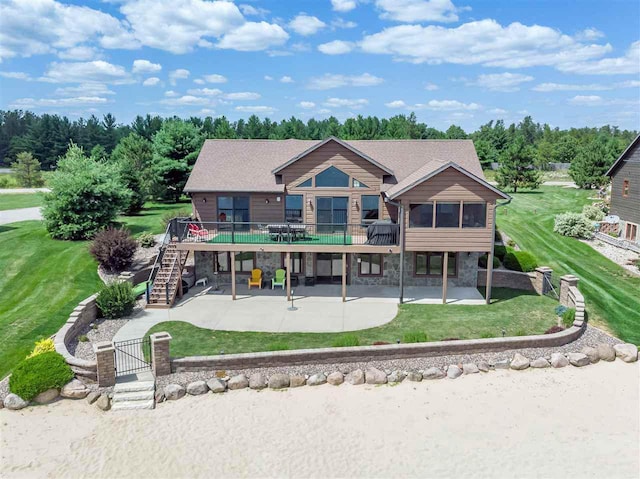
[146,221,173,303]
[164,254,180,305]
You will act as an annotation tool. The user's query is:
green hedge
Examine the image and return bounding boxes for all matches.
[562,308,576,328]
[494,245,507,260]
[97,281,136,319]
[9,352,73,401]
[503,250,538,272]
[478,254,500,269]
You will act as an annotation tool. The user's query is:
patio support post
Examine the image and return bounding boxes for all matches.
[485,249,494,304]
[442,252,448,304]
[231,251,236,300]
[286,252,291,301]
[341,253,347,302]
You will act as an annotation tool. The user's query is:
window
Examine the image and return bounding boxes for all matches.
[234,252,255,272]
[285,195,303,223]
[282,252,304,274]
[409,203,433,227]
[217,196,249,226]
[361,195,379,223]
[414,252,457,277]
[623,179,630,197]
[359,253,382,276]
[462,203,486,228]
[213,252,230,273]
[297,178,312,188]
[316,166,349,187]
[353,178,368,188]
[436,202,460,228]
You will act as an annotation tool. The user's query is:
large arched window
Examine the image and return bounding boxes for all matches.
[315,166,349,187]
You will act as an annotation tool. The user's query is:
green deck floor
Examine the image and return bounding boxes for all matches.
[208,232,353,245]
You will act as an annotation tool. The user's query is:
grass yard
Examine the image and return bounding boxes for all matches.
[118,201,191,235]
[146,288,558,357]
[0,193,44,211]
[497,186,640,344]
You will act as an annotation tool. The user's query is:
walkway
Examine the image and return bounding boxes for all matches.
[0,206,42,225]
[0,187,50,193]
[113,284,484,342]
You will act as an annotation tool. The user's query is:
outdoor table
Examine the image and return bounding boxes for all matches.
[267,223,307,242]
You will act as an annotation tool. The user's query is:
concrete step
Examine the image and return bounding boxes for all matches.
[111,399,155,411]
[112,390,155,403]
[114,380,155,393]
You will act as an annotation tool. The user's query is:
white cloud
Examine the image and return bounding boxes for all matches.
[54,83,115,96]
[239,4,269,16]
[385,100,407,108]
[164,90,178,97]
[267,50,293,57]
[280,76,294,83]
[487,108,507,115]
[235,105,277,114]
[217,21,289,51]
[308,73,384,89]
[424,82,438,91]
[323,98,369,109]
[291,42,311,53]
[533,79,640,92]
[10,96,109,108]
[359,19,613,70]
[0,71,32,80]
[375,0,461,23]
[557,41,640,75]
[142,77,160,86]
[331,18,357,29]
[318,40,355,55]
[161,95,211,106]
[289,14,326,36]
[193,79,205,85]
[169,69,190,85]
[317,108,332,114]
[186,88,223,96]
[331,0,357,12]
[40,61,131,84]
[132,59,162,74]
[575,27,605,41]
[264,75,274,81]
[202,74,227,83]
[57,46,101,61]
[384,98,480,111]
[298,101,316,109]
[470,72,534,92]
[568,95,606,106]
[223,92,261,100]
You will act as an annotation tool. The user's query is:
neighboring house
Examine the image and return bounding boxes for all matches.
[148,137,510,307]
[606,134,640,244]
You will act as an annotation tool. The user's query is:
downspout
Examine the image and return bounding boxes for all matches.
[487,198,512,304]
[384,195,405,304]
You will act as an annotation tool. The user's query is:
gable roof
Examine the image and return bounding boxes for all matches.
[184,138,491,194]
[272,136,394,175]
[606,133,640,177]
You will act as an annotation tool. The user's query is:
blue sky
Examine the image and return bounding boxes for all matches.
[0,0,638,131]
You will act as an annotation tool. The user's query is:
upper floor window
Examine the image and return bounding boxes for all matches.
[218,196,249,223]
[297,178,312,188]
[409,203,433,227]
[623,179,630,197]
[285,195,303,223]
[316,166,349,187]
[462,203,486,228]
[353,178,368,188]
[361,195,379,223]
[436,202,460,228]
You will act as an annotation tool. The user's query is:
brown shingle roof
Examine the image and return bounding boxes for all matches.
[184,137,486,193]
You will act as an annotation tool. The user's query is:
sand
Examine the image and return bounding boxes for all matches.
[1,361,639,479]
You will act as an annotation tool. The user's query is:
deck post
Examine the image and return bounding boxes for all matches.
[442,252,448,304]
[286,252,291,301]
[231,251,236,300]
[485,250,494,305]
[341,253,347,302]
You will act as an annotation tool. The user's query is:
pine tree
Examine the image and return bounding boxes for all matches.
[496,136,541,193]
[11,151,45,187]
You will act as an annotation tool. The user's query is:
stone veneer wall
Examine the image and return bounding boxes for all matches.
[53,295,98,381]
[477,269,537,292]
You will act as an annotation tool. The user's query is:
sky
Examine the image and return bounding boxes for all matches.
[0,0,639,132]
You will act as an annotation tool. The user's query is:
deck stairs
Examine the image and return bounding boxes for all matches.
[146,241,189,309]
[111,372,156,411]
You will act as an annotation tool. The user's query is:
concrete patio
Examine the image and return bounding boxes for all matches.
[113,284,484,342]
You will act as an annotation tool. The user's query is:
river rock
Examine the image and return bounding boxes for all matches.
[568,352,590,367]
[388,370,406,383]
[290,375,306,388]
[86,391,100,405]
[530,357,550,368]
[550,353,569,368]
[268,374,290,389]
[596,343,616,362]
[406,371,423,382]
[614,343,638,363]
[4,394,28,410]
[206,378,227,393]
[463,363,479,374]
[423,367,445,379]
[510,353,530,370]
[307,373,327,386]
[33,388,59,404]
[345,369,365,385]
[249,373,267,390]
[228,374,249,390]
[186,380,208,395]
[154,389,166,403]
[493,359,510,369]
[365,368,387,384]
[477,361,490,372]
[327,372,344,385]
[164,384,186,400]
[447,365,462,379]
[96,393,110,411]
[61,379,89,399]
[581,346,599,364]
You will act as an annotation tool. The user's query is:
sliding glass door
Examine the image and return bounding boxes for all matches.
[316,196,348,233]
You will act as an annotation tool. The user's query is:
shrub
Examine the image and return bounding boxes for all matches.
[494,245,507,260]
[480,332,494,339]
[266,342,289,351]
[582,204,605,221]
[478,254,501,269]
[138,232,156,248]
[26,338,55,359]
[545,325,565,334]
[562,308,576,328]
[554,305,568,316]
[9,352,74,401]
[11,152,45,187]
[90,227,137,272]
[494,227,502,242]
[402,331,429,343]
[553,212,594,239]
[608,231,619,238]
[515,329,527,336]
[506,239,516,248]
[161,209,192,229]
[332,334,360,347]
[503,250,538,272]
[78,335,89,342]
[96,282,136,319]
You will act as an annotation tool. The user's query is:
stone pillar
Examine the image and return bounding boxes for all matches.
[534,267,553,295]
[94,341,115,387]
[559,275,579,307]
[150,332,172,377]
[117,271,135,283]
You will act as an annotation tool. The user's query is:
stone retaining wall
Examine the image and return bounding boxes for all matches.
[53,295,98,381]
[477,268,537,292]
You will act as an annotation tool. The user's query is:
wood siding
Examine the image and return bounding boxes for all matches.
[610,143,640,225]
[396,167,502,252]
[191,193,284,223]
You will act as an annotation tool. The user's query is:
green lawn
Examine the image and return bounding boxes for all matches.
[118,201,191,235]
[497,186,640,344]
[0,193,44,211]
[146,288,558,357]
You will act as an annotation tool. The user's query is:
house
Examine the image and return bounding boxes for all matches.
[147,137,510,307]
[606,134,640,244]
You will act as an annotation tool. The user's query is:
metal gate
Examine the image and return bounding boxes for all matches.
[114,337,151,376]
